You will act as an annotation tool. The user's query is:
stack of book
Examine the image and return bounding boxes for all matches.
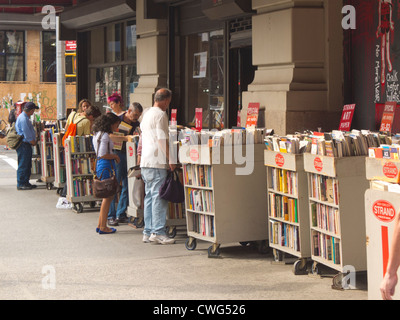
[265,130,391,158]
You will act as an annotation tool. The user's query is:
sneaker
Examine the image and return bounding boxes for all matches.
[142,234,151,243]
[108,218,119,226]
[149,234,175,245]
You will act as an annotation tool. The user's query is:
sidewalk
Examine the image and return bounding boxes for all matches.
[0,148,368,300]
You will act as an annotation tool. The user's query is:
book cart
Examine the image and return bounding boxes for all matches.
[52,133,66,194]
[365,157,400,300]
[126,140,186,236]
[64,135,100,213]
[303,153,368,289]
[126,141,144,228]
[40,130,55,190]
[179,143,268,258]
[264,150,311,275]
[31,142,41,180]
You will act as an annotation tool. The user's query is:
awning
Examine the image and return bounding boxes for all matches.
[60,0,136,31]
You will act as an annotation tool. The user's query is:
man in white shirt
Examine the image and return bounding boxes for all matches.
[140,88,177,244]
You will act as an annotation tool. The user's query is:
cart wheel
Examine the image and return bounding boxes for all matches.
[185,237,197,251]
[311,261,320,275]
[56,188,63,195]
[273,249,283,262]
[332,273,345,291]
[135,217,144,228]
[208,244,221,258]
[293,259,308,275]
[167,226,177,238]
[73,203,84,214]
[46,183,53,190]
[89,201,96,208]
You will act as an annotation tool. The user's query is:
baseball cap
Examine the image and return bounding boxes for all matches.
[24,102,39,111]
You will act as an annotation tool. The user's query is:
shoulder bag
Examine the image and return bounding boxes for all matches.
[159,170,185,204]
[6,122,24,150]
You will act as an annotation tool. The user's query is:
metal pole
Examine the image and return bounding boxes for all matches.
[56,15,66,120]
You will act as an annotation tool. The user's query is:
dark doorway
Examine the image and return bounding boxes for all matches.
[228,46,256,128]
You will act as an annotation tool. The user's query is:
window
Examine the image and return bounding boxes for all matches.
[0,31,25,81]
[42,31,56,82]
[89,20,139,109]
[183,30,225,129]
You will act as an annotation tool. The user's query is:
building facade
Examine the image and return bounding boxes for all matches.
[60,0,348,135]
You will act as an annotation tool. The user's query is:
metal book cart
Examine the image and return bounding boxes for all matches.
[179,143,268,258]
[264,150,311,275]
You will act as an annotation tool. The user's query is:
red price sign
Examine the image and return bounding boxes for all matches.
[339,104,356,131]
[245,103,260,128]
[171,109,177,125]
[380,102,396,133]
[195,108,203,132]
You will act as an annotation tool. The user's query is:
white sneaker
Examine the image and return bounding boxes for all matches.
[142,234,150,243]
[150,234,175,245]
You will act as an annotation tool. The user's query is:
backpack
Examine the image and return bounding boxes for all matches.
[62,112,85,147]
[6,122,24,150]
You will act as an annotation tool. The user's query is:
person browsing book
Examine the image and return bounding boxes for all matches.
[92,113,121,235]
[65,102,101,136]
[140,88,177,245]
[107,102,143,226]
[108,93,124,115]
[15,102,39,190]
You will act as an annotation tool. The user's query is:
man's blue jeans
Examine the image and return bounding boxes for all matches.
[108,150,128,219]
[16,142,32,187]
[141,167,168,236]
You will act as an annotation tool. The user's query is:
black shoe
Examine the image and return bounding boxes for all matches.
[17,185,33,190]
[27,184,37,189]
[108,218,119,226]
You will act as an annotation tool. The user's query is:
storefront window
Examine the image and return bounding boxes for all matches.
[185,30,225,129]
[0,31,25,81]
[106,24,121,63]
[89,20,138,110]
[42,31,56,82]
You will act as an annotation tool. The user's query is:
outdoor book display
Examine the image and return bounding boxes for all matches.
[179,140,268,258]
[365,146,400,300]
[264,150,311,275]
[31,142,41,180]
[52,132,66,195]
[303,153,369,289]
[40,130,55,190]
[64,135,100,213]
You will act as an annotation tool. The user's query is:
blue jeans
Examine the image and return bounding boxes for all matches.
[141,167,168,236]
[108,150,128,219]
[16,142,33,187]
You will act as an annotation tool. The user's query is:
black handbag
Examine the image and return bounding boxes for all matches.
[159,170,185,203]
[93,133,119,199]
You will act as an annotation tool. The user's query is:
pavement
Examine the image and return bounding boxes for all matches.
[0,147,369,302]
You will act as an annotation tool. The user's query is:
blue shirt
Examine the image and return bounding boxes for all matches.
[15,112,36,143]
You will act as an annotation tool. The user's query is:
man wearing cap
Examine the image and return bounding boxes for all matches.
[14,102,39,190]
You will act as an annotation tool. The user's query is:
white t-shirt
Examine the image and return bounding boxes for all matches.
[140,106,169,169]
[93,132,114,158]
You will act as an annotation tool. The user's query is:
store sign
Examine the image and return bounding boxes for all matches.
[65,41,77,51]
[190,149,199,162]
[380,102,396,133]
[275,154,285,168]
[373,200,396,223]
[128,146,134,157]
[195,108,203,131]
[383,161,399,179]
[245,103,260,128]
[314,157,323,172]
[339,104,356,131]
[171,109,177,126]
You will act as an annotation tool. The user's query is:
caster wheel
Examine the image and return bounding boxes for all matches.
[208,244,221,258]
[73,203,84,214]
[56,188,63,195]
[332,273,345,290]
[185,237,197,251]
[167,226,177,238]
[135,218,144,229]
[293,259,308,275]
[89,201,96,208]
[311,262,320,275]
[273,249,283,262]
[46,183,53,190]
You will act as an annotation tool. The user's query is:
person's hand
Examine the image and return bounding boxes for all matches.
[381,272,398,300]
[114,154,121,164]
[169,164,177,171]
